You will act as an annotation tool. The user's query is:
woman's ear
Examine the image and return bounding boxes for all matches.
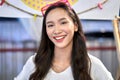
[74,23,78,32]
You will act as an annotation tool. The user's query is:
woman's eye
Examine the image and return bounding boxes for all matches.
[47,24,54,27]
[61,21,68,25]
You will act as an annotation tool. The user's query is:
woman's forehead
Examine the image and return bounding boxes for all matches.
[46,8,71,22]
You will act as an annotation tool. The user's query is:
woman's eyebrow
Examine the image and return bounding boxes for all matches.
[58,18,67,22]
[46,17,67,24]
[46,21,54,24]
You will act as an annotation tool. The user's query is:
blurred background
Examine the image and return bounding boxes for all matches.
[0,18,119,80]
[0,0,120,80]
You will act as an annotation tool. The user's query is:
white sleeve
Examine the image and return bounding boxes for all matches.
[89,54,114,80]
[14,55,35,80]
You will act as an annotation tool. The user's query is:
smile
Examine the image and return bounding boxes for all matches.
[55,36,65,40]
[53,35,66,42]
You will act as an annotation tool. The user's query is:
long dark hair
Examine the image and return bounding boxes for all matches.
[30,2,92,80]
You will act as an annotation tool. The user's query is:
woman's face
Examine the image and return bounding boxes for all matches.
[46,8,78,49]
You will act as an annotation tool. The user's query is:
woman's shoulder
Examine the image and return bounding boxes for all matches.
[26,53,36,63]
[88,53,109,72]
[88,54,102,65]
[14,53,36,80]
[88,54,106,71]
[22,53,36,73]
[88,53,114,80]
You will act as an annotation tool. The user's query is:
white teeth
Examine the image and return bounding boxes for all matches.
[55,36,64,40]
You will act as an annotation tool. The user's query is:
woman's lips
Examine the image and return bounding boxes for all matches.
[53,35,66,42]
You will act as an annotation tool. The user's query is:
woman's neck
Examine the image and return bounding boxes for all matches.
[52,45,72,73]
[54,45,72,63]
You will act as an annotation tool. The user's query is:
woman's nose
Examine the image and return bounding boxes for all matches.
[53,25,62,35]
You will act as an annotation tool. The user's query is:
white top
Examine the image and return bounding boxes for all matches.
[14,54,114,80]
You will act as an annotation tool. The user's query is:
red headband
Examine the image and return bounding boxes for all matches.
[41,0,71,16]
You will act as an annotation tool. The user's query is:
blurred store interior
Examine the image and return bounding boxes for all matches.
[0,17,119,80]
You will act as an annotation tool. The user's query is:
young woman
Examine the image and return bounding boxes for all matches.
[14,2,113,80]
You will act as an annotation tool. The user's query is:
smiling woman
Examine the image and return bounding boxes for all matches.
[14,2,114,80]
[46,8,78,49]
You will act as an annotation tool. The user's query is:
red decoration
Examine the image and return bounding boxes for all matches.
[0,0,5,6]
[41,0,71,16]
[98,3,103,9]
